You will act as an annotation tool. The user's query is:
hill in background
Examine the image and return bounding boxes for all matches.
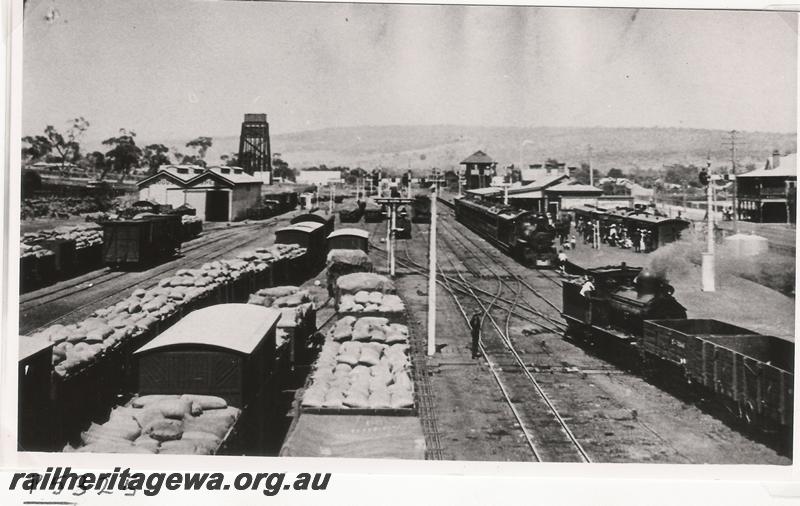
[164,125,796,176]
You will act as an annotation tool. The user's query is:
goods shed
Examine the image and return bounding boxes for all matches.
[137,166,263,222]
[136,165,204,209]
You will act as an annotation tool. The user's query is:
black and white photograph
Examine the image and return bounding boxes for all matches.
[10,0,797,471]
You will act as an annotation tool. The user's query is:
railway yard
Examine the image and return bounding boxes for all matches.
[16,189,794,464]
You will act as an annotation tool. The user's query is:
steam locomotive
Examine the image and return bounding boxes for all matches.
[562,265,793,434]
[453,197,557,267]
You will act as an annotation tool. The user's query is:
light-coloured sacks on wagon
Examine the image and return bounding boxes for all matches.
[24,243,308,377]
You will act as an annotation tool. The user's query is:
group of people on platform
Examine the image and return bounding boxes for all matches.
[574,218,655,253]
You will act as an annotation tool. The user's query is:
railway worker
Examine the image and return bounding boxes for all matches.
[557,250,568,273]
[470,312,482,359]
[580,276,596,298]
[569,234,577,250]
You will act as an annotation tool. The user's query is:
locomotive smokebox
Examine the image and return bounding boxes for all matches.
[635,269,660,296]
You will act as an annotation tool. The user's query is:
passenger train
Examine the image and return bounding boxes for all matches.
[453,197,557,267]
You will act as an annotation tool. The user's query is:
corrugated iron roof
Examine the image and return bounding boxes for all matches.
[19,335,53,361]
[545,182,603,193]
[135,304,280,355]
[460,150,494,165]
[737,153,797,178]
[507,190,543,199]
[276,222,324,233]
[328,228,369,239]
[203,166,263,185]
[465,187,502,196]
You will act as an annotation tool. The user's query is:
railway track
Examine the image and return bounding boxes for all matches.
[19,218,289,335]
[365,216,590,462]
[434,221,591,463]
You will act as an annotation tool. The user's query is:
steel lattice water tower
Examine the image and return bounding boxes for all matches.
[238,113,272,183]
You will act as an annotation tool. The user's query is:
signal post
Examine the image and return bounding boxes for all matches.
[374,197,414,277]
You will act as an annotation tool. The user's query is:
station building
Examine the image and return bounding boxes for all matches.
[464,174,602,216]
[137,165,263,222]
[736,151,797,223]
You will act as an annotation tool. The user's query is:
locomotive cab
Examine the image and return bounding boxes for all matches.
[562,264,686,345]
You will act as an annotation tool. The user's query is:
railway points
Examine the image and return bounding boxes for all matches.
[16,184,793,464]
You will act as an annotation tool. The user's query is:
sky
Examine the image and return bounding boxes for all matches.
[21,0,798,146]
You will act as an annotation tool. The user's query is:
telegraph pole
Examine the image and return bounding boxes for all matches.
[329,184,334,215]
[588,145,594,187]
[427,169,444,356]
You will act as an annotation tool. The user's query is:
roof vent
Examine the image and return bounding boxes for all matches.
[233,168,243,174]
[194,168,204,174]
[221,168,231,174]
[177,168,189,174]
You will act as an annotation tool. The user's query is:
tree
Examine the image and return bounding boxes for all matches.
[663,164,702,189]
[21,135,52,164]
[273,157,295,182]
[186,136,213,165]
[142,144,171,174]
[572,162,601,186]
[22,117,89,173]
[102,129,142,181]
[83,151,107,176]
[607,168,624,179]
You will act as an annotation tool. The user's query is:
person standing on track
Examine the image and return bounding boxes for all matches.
[470,312,482,359]
[557,250,568,273]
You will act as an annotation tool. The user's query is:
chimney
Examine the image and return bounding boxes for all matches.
[772,150,781,169]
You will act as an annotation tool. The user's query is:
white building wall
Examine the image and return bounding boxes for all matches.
[185,191,207,220]
[137,178,181,204]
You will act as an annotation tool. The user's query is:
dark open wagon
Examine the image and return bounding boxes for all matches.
[100,214,181,269]
[642,319,794,431]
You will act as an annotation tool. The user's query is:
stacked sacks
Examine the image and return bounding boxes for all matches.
[302,316,413,410]
[27,244,309,378]
[21,224,103,251]
[20,243,55,260]
[335,272,395,298]
[326,249,372,297]
[64,394,240,455]
[338,292,404,313]
[248,286,314,347]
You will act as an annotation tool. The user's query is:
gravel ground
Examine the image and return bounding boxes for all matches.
[564,241,795,340]
[361,211,791,464]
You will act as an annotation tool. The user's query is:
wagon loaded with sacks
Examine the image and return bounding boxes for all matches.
[325,249,373,298]
[63,304,282,456]
[280,272,425,458]
[298,272,413,414]
[19,243,309,451]
[248,285,318,370]
[334,272,405,317]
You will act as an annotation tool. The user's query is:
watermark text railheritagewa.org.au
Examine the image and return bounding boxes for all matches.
[9,467,331,497]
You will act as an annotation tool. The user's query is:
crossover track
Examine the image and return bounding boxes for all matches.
[366,217,591,462]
